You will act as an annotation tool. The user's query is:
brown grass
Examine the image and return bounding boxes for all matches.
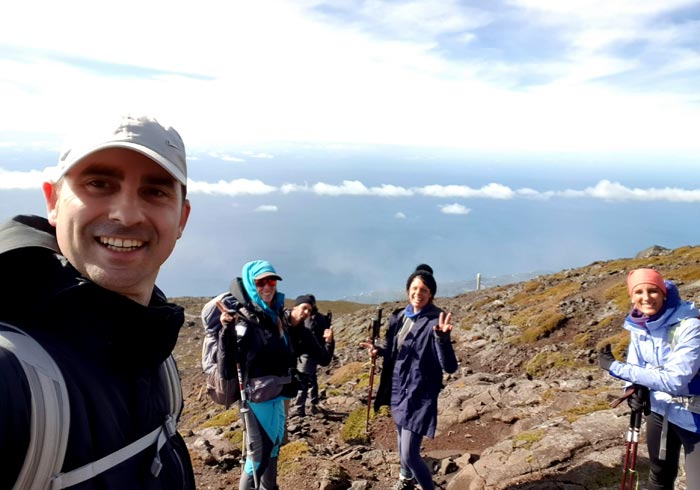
[604,283,630,313]
[525,351,575,377]
[519,311,567,343]
[512,281,580,308]
[326,361,367,386]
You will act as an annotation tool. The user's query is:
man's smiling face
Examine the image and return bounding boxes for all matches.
[44,147,190,304]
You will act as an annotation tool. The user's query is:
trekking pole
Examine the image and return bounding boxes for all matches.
[236,361,260,490]
[609,386,641,490]
[365,307,382,433]
[216,301,260,490]
[621,409,642,490]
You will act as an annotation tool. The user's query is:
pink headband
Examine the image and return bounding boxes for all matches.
[627,268,667,297]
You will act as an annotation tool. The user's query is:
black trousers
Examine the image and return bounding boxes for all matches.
[645,410,700,490]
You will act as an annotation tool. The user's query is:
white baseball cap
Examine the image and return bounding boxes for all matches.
[57,115,187,185]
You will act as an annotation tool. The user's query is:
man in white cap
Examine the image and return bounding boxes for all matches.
[0,115,195,489]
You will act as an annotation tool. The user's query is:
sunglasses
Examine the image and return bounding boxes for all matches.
[254,278,277,288]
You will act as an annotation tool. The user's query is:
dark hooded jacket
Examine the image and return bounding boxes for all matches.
[220,278,297,396]
[296,310,334,375]
[0,215,195,490]
[374,303,458,438]
[284,310,334,371]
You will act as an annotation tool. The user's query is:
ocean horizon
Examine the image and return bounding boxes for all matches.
[3,146,699,301]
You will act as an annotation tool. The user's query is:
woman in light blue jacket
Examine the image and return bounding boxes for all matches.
[599,268,700,490]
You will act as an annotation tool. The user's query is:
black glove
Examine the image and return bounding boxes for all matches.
[598,344,616,371]
[627,384,651,415]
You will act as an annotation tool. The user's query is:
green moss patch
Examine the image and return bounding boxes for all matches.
[513,429,544,449]
[197,408,239,430]
[341,407,371,444]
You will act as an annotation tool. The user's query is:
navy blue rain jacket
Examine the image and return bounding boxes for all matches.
[374,303,458,438]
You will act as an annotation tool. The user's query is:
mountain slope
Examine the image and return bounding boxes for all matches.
[173,244,700,489]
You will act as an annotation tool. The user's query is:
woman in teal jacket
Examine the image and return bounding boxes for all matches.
[599,268,700,490]
[364,265,458,490]
[220,260,296,490]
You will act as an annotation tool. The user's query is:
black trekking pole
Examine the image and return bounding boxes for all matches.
[216,301,260,490]
[365,307,382,433]
[621,409,642,490]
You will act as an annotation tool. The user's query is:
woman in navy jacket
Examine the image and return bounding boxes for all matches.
[363,265,458,490]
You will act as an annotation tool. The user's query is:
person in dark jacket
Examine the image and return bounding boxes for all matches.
[362,265,458,490]
[0,115,195,489]
[218,260,297,490]
[599,268,700,490]
[286,294,335,417]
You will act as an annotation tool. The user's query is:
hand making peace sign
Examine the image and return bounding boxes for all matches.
[434,311,453,337]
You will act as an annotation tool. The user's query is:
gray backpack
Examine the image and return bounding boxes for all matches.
[0,322,183,490]
[201,292,241,407]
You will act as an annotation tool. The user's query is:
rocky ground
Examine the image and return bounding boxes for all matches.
[171,244,699,489]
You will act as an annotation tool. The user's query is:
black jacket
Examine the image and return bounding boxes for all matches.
[295,311,334,375]
[222,278,297,393]
[0,215,195,490]
[285,311,335,368]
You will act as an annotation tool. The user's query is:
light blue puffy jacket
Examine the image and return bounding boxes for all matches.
[609,281,700,433]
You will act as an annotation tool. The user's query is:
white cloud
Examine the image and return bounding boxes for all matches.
[6,169,700,204]
[313,180,371,196]
[243,151,274,159]
[254,205,278,212]
[280,183,309,194]
[373,184,414,197]
[187,178,276,196]
[0,167,56,189]
[554,180,700,202]
[395,212,407,219]
[208,152,245,163]
[439,203,471,215]
[419,183,515,199]
[0,1,696,156]
[308,181,414,197]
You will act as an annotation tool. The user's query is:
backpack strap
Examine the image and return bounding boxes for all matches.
[0,322,184,489]
[50,415,178,488]
[50,355,183,488]
[161,355,184,421]
[0,322,69,490]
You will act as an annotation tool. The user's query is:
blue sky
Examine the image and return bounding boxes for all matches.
[1,1,700,300]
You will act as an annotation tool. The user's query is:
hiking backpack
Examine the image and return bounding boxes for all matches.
[201,289,292,407]
[0,322,183,490]
[201,292,241,407]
